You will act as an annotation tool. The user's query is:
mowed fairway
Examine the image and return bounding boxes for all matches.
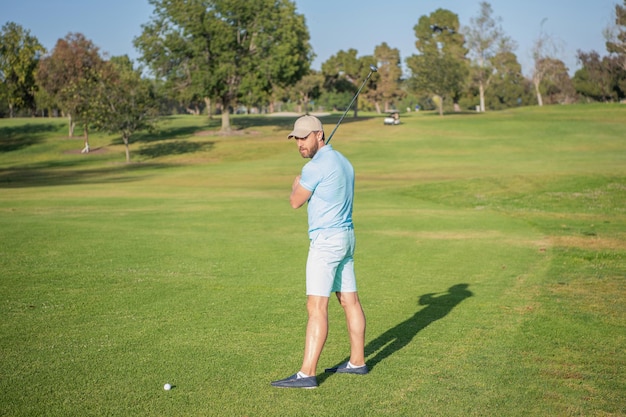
[1,105,625,416]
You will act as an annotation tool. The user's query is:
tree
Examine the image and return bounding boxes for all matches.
[486,51,533,109]
[135,0,312,132]
[91,56,159,163]
[371,43,404,113]
[531,19,563,106]
[535,58,575,104]
[321,49,377,117]
[132,1,209,116]
[462,2,515,112]
[573,50,625,102]
[605,0,626,71]
[406,9,468,116]
[0,22,46,117]
[290,72,324,114]
[36,33,104,150]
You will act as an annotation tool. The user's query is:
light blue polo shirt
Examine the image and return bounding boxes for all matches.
[298,144,354,238]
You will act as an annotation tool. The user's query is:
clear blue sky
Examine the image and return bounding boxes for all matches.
[3,0,618,76]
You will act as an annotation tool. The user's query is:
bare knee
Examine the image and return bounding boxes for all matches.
[307,295,329,317]
[336,292,361,309]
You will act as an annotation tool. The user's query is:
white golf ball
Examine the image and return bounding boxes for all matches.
[164,383,172,391]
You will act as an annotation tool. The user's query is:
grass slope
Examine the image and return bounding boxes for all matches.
[1,105,625,416]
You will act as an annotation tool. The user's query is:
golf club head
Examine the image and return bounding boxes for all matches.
[369,64,378,72]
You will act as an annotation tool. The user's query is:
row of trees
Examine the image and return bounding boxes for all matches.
[0,25,163,161]
[1,1,625,158]
[408,4,626,114]
[0,27,159,161]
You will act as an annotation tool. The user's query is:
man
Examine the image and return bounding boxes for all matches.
[271,115,368,389]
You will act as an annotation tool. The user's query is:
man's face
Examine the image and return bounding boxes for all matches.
[294,131,323,159]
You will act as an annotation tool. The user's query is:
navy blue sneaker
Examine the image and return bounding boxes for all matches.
[324,362,369,375]
[271,373,318,389]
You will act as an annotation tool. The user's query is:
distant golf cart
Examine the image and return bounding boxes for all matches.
[384,111,400,125]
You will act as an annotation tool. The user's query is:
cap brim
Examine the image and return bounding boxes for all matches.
[287,128,311,139]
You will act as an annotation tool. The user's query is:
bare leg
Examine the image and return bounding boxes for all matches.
[336,291,366,366]
[300,295,329,376]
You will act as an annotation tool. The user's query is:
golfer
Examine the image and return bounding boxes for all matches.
[271,115,368,389]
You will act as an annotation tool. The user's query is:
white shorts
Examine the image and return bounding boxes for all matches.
[306,228,357,297]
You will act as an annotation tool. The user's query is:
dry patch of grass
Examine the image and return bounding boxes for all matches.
[550,235,626,251]
[377,229,505,240]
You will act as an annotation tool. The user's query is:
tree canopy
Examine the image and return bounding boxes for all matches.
[0,22,46,117]
[606,0,626,71]
[462,2,515,112]
[36,33,105,138]
[406,9,468,115]
[3,1,626,122]
[134,0,312,131]
[372,43,404,113]
[91,56,160,162]
[321,49,378,117]
[573,51,625,102]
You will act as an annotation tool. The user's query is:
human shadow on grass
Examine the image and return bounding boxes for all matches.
[319,283,473,384]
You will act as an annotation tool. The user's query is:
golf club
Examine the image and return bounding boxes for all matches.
[325,64,378,144]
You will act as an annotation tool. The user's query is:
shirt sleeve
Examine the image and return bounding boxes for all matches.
[299,161,321,192]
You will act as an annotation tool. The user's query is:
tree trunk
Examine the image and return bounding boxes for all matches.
[533,80,544,106]
[204,97,212,119]
[221,108,231,133]
[68,114,76,137]
[82,125,90,153]
[123,135,131,163]
[186,106,200,115]
[479,81,486,112]
[353,96,359,118]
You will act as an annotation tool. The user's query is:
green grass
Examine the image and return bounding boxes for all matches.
[1,104,625,416]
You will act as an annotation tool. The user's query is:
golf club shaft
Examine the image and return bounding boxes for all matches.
[326,66,377,145]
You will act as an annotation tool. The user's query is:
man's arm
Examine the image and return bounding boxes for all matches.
[290,175,312,209]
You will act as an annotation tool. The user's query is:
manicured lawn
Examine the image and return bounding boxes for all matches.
[1,105,625,416]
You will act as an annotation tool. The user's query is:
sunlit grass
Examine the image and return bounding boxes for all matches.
[1,104,625,416]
